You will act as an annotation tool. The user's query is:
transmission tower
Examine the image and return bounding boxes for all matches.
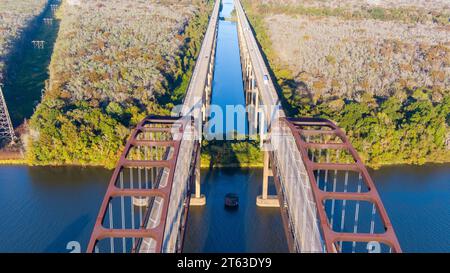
[0,86,15,145]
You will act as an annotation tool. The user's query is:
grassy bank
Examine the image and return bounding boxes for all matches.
[0,0,48,84]
[0,159,28,165]
[245,0,450,26]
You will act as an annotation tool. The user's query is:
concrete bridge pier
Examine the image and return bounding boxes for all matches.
[195,100,206,207]
[246,84,265,148]
[256,150,280,207]
[258,109,265,148]
[190,146,206,206]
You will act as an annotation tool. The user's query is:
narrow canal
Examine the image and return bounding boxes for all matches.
[0,0,448,253]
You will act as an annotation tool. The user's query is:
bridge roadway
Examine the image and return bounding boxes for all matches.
[181,0,220,119]
[178,0,221,204]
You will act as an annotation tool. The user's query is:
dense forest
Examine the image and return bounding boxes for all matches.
[0,0,48,83]
[242,0,450,167]
[26,0,213,168]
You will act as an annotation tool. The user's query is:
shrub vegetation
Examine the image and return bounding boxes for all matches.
[243,0,450,167]
[27,0,213,168]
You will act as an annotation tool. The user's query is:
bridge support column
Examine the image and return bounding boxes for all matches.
[190,148,206,206]
[256,151,280,207]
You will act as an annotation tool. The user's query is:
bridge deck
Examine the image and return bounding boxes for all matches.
[181,0,220,116]
[234,0,285,123]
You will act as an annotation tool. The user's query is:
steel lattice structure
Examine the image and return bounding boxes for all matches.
[270,117,401,253]
[87,116,199,253]
[0,86,15,145]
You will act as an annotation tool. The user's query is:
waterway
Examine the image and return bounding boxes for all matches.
[0,0,448,253]
[184,1,286,252]
[0,164,448,252]
[207,0,247,136]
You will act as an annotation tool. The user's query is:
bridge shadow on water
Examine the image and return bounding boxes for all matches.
[44,214,90,253]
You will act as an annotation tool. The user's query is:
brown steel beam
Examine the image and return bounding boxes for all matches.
[87,116,193,253]
[130,140,176,147]
[122,159,173,168]
[281,117,402,253]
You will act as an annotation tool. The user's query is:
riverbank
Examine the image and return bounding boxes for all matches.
[2,0,448,170]
[0,159,27,165]
[200,162,263,168]
[1,149,447,169]
[200,139,264,168]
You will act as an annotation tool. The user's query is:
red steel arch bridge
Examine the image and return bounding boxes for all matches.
[87,0,401,253]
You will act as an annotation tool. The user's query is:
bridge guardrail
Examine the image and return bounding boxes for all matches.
[270,120,324,252]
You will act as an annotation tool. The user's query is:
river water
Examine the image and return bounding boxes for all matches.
[0,164,448,252]
[0,0,448,253]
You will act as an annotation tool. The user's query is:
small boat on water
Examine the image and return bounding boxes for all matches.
[224,193,239,208]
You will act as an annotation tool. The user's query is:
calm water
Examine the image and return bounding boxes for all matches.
[0,0,448,253]
[0,165,448,252]
[0,166,110,252]
[370,164,450,252]
[184,168,287,252]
